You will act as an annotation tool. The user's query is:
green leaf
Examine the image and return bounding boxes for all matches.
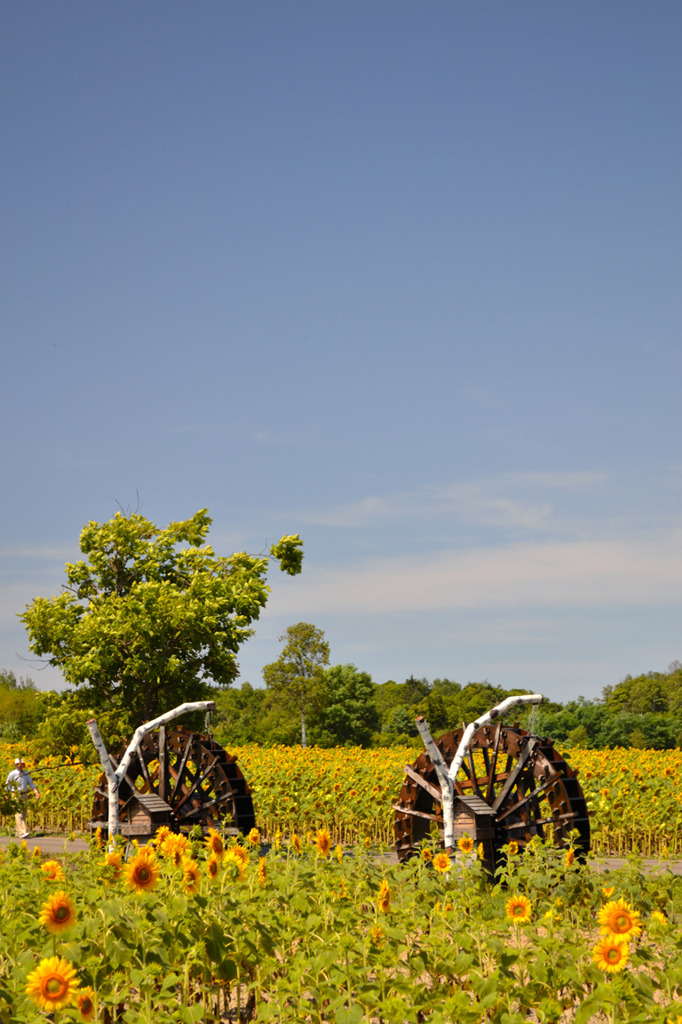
[174,1004,206,1023]
[271,535,304,575]
[334,1004,365,1024]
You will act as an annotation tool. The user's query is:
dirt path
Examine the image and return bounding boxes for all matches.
[0,833,89,855]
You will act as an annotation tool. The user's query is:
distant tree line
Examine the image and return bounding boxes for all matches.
[209,659,682,751]
[3,649,681,757]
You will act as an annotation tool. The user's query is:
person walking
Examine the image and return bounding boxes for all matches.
[5,757,40,838]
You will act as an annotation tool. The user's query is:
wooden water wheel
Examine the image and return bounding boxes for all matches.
[90,726,256,838]
[394,722,589,876]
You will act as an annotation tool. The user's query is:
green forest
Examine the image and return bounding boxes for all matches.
[2,655,681,757]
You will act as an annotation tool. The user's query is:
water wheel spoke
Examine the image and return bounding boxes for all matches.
[496,775,557,823]
[178,793,224,820]
[456,762,488,797]
[136,748,153,792]
[173,755,219,814]
[481,744,491,773]
[466,747,484,800]
[169,735,195,802]
[392,804,442,822]
[403,764,442,802]
[484,723,503,803]
[504,809,582,830]
[458,757,475,792]
[491,739,539,813]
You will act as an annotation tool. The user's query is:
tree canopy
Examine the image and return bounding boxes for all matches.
[262,622,330,747]
[312,663,380,748]
[20,509,303,731]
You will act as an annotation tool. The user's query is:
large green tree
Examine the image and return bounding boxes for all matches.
[311,663,380,747]
[262,622,329,747]
[20,509,303,730]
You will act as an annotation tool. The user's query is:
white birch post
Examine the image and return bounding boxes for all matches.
[415,693,544,851]
[87,718,120,838]
[88,700,217,843]
[415,716,455,850]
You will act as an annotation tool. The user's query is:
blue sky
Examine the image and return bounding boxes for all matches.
[2,3,681,704]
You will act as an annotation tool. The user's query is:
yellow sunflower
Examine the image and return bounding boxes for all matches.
[205,828,225,858]
[457,835,474,855]
[335,843,343,864]
[124,849,160,893]
[41,860,65,882]
[370,925,384,946]
[650,910,668,927]
[314,828,332,858]
[25,956,79,1012]
[231,844,249,868]
[592,934,630,974]
[258,856,267,886]
[206,853,221,880]
[152,825,171,847]
[247,827,260,846]
[103,850,123,880]
[505,894,532,925]
[507,840,519,856]
[181,857,201,894]
[39,891,77,934]
[77,987,96,1021]
[433,852,452,875]
[598,898,642,938]
[290,832,302,855]
[224,849,247,881]
[378,879,391,913]
[160,833,189,867]
[565,848,575,868]
[602,885,615,898]
[421,847,433,864]
[32,845,42,860]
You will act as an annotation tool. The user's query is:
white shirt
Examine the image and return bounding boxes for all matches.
[5,768,36,795]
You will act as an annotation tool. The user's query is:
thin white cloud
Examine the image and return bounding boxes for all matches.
[0,543,76,561]
[267,530,682,616]
[483,659,615,682]
[301,471,608,530]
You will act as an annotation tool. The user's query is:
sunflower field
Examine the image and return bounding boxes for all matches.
[2,742,682,857]
[1,829,682,1023]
